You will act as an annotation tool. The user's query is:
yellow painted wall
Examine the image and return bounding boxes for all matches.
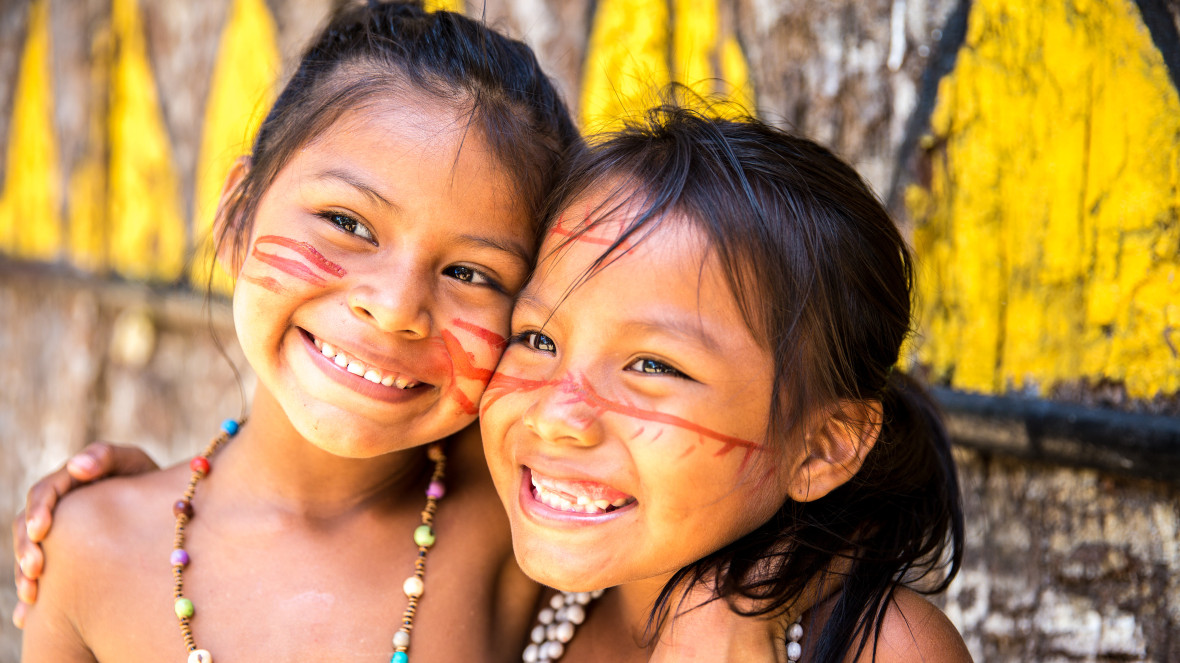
[2,0,1176,403]
[906,0,1180,400]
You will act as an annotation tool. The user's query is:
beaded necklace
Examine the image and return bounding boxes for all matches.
[170,419,447,663]
[521,590,804,662]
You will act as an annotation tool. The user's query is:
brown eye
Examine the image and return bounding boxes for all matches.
[627,358,685,377]
[524,331,556,353]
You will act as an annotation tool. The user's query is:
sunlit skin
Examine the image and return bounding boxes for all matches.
[21,94,541,663]
[481,190,799,659]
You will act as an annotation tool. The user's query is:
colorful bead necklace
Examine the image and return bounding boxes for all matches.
[170,419,447,663]
[521,589,803,662]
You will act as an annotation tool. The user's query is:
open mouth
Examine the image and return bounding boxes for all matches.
[303,330,427,390]
[528,468,637,515]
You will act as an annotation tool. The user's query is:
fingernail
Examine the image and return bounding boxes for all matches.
[19,553,34,577]
[26,513,46,537]
[68,454,99,475]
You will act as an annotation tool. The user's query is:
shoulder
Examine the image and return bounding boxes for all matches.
[850,587,973,663]
[23,464,187,661]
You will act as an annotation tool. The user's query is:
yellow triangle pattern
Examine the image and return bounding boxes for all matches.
[191,0,279,293]
[424,0,464,12]
[581,0,755,132]
[107,0,186,281]
[0,0,62,261]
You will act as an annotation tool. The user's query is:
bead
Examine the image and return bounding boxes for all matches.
[590,588,604,599]
[573,592,591,605]
[221,419,239,436]
[531,625,546,644]
[170,549,190,567]
[787,640,802,661]
[427,444,444,462]
[188,650,212,663]
[545,624,557,641]
[565,603,585,625]
[413,525,435,548]
[538,608,555,625]
[787,622,804,641]
[173,500,193,518]
[555,620,575,643]
[390,652,408,663]
[174,598,195,619]
[426,480,445,499]
[543,640,564,659]
[549,594,565,610]
[403,576,425,598]
[522,643,540,662]
[392,630,410,648]
[190,457,211,474]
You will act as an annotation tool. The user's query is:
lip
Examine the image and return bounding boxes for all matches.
[517,466,638,527]
[299,329,434,404]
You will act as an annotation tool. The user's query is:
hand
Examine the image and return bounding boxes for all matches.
[11,442,158,628]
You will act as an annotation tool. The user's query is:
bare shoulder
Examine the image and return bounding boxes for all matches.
[853,587,973,663]
[23,463,188,661]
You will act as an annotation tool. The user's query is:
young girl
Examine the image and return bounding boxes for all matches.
[478,104,973,662]
[19,2,579,661]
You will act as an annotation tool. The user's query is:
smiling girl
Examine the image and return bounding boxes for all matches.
[19,2,578,661]
[479,104,972,662]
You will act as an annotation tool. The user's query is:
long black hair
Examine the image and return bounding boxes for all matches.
[541,97,964,663]
[215,0,581,265]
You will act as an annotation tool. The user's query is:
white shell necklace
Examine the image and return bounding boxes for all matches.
[521,590,805,662]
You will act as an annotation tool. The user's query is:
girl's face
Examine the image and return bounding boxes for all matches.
[481,190,794,592]
[230,96,532,457]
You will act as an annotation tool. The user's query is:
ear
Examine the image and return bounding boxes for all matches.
[212,156,252,274]
[784,400,882,503]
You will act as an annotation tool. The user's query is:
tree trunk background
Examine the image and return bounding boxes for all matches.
[1,0,1178,660]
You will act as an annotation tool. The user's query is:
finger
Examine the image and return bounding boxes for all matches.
[13,512,44,583]
[12,601,29,630]
[15,566,38,605]
[24,469,76,544]
[67,441,159,481]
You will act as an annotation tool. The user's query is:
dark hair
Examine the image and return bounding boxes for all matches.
[215,0,580,266]
[541,97,964,663]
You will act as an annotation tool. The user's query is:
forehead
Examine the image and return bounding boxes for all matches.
[529,188,723,307]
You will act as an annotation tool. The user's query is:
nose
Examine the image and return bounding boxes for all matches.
[521,374,605,447]
[347,263,433,338]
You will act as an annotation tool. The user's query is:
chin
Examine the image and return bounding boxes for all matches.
[513,535,618,592]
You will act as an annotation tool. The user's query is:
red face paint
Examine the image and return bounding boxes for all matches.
[437,329,499,415]
[246,235,347,287]
[450,318,507,350]
[483,371,761,466]
[240,275,285,294]
[255,235,346,276]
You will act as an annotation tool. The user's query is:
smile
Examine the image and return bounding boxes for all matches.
[528,468,636,515]
[311,335,421,389]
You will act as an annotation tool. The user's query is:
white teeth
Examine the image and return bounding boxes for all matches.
[530,474,633,515]
[312,335,418,389]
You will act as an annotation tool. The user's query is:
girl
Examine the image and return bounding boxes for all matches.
[479,104,973,661]
[20,2,579,661]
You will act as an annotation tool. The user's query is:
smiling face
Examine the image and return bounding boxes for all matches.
[230,95,531,458]
[480,191,795,592]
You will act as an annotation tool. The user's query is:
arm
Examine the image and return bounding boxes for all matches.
[12,442,157,628]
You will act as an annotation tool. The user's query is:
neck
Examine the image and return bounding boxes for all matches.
[214,386,430,520]
[604,576,791,662]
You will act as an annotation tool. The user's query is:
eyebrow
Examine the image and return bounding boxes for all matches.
[514,292,722,351]
[451,234,533,267]
[315,169,397,210]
